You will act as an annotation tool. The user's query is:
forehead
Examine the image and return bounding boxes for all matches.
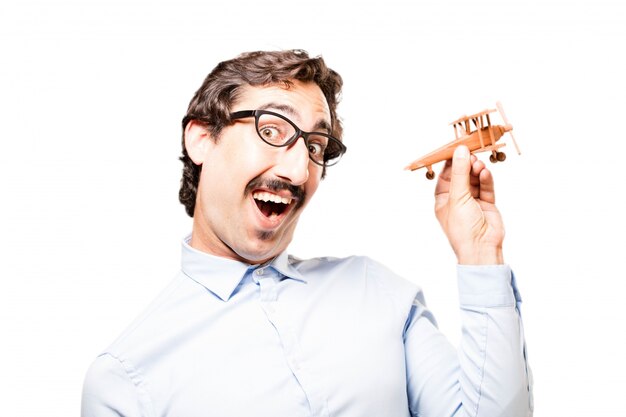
[234,81,331,126]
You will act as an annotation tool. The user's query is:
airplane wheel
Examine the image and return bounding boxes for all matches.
[426,171,435,180]
[489,154,498,163]
[496,151,506,162]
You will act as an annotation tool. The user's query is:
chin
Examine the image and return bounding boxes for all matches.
[236,233,292,264]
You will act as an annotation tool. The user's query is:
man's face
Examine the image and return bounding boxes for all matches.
[189,80,331,264]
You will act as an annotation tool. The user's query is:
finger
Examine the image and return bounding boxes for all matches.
[449,145,471,200]
[468,158,484,198]
[434,159,452,197]
[478,167,496,204]
[438,159,453,181]
[471,158,485,177]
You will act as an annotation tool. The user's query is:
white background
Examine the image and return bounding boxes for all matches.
[1,0,625,415]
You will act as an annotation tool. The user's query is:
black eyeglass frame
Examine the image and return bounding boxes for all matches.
[229,109,347,167]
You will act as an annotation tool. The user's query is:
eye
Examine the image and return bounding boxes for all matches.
[259,126,281,141]
[307,136,328,164]
[308,142,323,156]
[257,113,293,145]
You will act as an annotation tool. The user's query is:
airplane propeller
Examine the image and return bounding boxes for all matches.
[496,101,521,155]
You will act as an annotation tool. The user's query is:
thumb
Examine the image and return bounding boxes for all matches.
[449,145,471,200]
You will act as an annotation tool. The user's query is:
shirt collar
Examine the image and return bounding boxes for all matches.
[180,236,306,301]
[271,251,306,284]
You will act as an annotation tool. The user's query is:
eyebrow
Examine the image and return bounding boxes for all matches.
[258,102,332,133]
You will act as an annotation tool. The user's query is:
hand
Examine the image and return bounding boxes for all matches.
[434,146,505,265]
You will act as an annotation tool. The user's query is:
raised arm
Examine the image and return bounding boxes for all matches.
[405,145,532,416]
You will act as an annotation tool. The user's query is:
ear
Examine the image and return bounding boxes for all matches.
[184,121,214,165]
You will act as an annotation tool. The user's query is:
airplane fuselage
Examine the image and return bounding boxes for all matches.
[405,125,510,172]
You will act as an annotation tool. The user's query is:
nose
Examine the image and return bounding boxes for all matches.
[274,136,310,186]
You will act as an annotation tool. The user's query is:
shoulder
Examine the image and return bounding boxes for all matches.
[82,352,152,417]
[289,254,421,301]
[101,273,188,357]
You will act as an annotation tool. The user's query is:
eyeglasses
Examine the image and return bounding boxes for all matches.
[229,109,347,167]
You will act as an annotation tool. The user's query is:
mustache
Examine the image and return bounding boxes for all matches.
[245,177,306,208]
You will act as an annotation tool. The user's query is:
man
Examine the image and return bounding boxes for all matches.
[82,50,532,417]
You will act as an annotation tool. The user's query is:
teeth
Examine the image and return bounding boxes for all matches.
[253,191,292,205]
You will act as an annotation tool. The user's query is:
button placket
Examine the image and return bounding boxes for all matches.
[258,274,278,302]
[256,270,280,328]
[255,269,327,416]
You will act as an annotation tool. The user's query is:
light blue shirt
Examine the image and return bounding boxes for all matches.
[82,237,532,417]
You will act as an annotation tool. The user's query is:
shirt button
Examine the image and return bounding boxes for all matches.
[256,268,264,276]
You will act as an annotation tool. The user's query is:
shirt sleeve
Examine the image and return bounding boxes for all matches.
[81,353,152,417]
[404,265,533,417]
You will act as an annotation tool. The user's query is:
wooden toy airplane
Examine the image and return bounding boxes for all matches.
[405,102,521,179]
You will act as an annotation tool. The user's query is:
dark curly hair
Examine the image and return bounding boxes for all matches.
[179,49,344,217]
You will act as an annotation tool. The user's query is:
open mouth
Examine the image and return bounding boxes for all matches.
[252,191,294,220]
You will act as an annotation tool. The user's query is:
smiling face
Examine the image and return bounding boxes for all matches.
[185,80,331,264]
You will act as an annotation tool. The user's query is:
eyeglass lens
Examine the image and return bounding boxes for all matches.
[255,113,342,166]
